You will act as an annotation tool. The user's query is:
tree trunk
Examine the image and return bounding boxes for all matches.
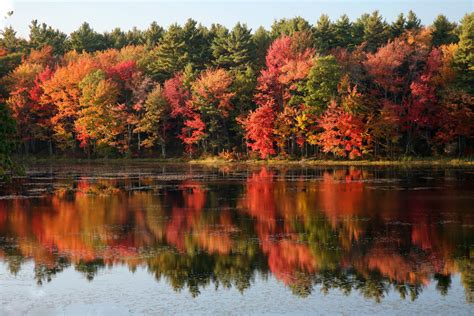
[49,140,53,157]
[161,142,166,159]
[137,132,141,157]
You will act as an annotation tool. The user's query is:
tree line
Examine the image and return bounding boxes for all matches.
[0,11,472,161]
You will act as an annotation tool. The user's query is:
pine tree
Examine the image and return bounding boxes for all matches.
[453,13,474,93]
[230,66,257,146]
[147,24,188,82]
[182,19,211,71]
[352,13,370,47]
[125,27,145,46]
[333,15,353,49]
[0,26,28,53]
[363,11,389,52]
[144,22,164,48]
[70,22,107,53]
[252,26,272,70]
[390,13,406,39]
[313,14,335,54]
[431,15,459,47]
[270,17,312,38]
[406,10,422,31]
[0,102,16,176]
[29,20,67,55]
[212,23,255,70]
[104,28,127,49]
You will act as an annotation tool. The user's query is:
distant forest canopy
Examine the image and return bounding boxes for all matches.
[0,10,472,160]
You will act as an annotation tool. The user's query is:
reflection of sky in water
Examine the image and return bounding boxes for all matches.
[0,263,470,315]
[0,164,473,313]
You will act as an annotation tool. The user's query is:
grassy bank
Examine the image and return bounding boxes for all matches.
[20,156,474,167]
[189,157,474,166]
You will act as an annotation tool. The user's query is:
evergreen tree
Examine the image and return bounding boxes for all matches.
[209,24,229,63]
[313,14,335,54]
[453,13,474,93]
[352,13,370,47]
[29,20,68,55]
[0,53,22,97]
[390,13,406,39]
[431,15,459,47]
[405,10,422,31]
[252,26,272,70]
[270,17,312,38]
[363,11,389,52]
[104,28,127,49]
[70,22,107,52]
[333,15,353,49]
[0,26,28,53]
[182,19,211,71]
[0,102,16,176]
[144,22,164,48]
[229,66,257,148]
[212,23,256,70]
[125,27,145,46]
[231,65,257,116]
[147,24,188,82]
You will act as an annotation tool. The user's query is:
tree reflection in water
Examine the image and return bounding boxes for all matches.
[0,165,473,302]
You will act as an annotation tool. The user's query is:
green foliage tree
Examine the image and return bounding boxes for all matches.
[212,23,256,70]
[125,27,145,46]
[303,55,342,113]
[144,21,164,48]
[270,17,312,38]
[69,22,107,52]
[0,52,22,99]
[313,14,335,54]
[363,11,389,52]
[28,20,68,55]
[405,10,422,31]
[75,70,120,155]
[136,85,171,157]
[453,13,474,93]
[431,15,459,47]
[0,26,28,53]
[0,11,472,160]
[182,19,211,71]
[390,13,406,39]
[104,27,127,49]
[0,102,16,176]
[252,26,272,70]
[147,24,188,82]
[333,15,353,49]
[352,13,370,47]
[229,66,257,146]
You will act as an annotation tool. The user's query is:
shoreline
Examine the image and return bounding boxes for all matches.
[18,156,474,167]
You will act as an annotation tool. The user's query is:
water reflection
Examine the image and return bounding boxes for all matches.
[0,165,473,302]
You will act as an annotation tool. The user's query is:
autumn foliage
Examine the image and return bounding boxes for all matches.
[0,12,473,159]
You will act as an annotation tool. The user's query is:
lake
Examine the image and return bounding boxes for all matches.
[0,163,473,315]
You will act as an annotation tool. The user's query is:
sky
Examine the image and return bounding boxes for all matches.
[1,0,473,38]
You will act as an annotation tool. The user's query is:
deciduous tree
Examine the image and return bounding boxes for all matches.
[136,85,171,157]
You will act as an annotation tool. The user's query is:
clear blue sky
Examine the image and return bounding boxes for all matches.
[2,0,473,38]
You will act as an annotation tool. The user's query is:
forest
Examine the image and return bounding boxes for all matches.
[0,11,472,164]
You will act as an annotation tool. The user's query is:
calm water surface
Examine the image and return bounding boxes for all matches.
[0,163,473,315]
